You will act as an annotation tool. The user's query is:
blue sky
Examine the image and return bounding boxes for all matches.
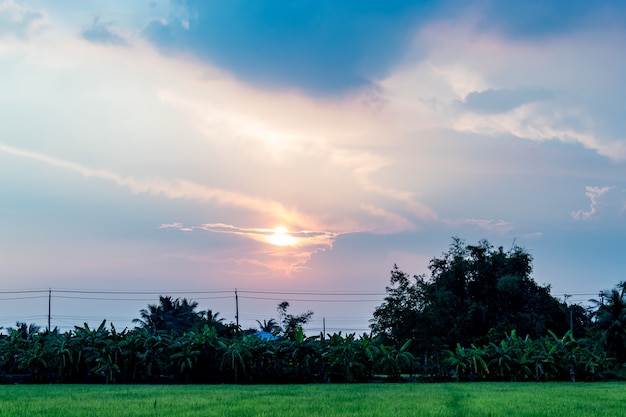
[1,0,626,334]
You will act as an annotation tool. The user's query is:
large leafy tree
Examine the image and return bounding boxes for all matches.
[370,265,430,349]
[371,238,569,356]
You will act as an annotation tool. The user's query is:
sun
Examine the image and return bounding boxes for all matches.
[266,226,298,247]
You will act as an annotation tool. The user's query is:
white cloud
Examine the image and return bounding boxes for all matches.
[0,143,315,228]
[389,18,626,163]
[572,186,614,220]
[360,204,415,233]
[80,17,127,45]
[444,218,514,234]
[0,0,46,38]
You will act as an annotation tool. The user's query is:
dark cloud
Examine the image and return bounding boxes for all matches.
[81,17,127,45]
[462,88,554,114]
[140,0,626,95]
[142,0,438,95]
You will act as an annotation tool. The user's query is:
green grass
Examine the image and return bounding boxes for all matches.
[0,383,624,417]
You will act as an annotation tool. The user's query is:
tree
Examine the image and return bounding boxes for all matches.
[220,336,253,383]
[133,296,205,336]
[370,265,429,349]
[370,238,569,358]
[205,310,237,338]
[590,282,626,364]
[376,340,415,382]
[276,301,313,340]
[256,319,281,335]
[444,343,489,382]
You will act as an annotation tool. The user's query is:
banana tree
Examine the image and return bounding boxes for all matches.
[132,328,174,383]
[486,338,519,381]
[220,336,253,383]
[376,340,415,382]
[170,332,201,383]
[50,331,74,382]
[445,343,488,382]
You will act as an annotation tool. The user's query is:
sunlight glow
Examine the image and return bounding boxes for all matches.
[266,226,299,247]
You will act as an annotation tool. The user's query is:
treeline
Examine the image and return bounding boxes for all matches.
[0,321,394,384]
[1,238,625,384]
[370,238,626,382]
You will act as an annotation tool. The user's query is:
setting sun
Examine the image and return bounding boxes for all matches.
[266,226,298,247]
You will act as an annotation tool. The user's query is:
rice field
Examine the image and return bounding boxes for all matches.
[0,382,624,417]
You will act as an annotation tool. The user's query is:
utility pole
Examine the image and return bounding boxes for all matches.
[47,288,51,332]
[564,294,573,334]
[235,288,239,330]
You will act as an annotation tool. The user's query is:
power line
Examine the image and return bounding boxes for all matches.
[52,289,234,295]
[0,286,610,335]
[239,295,382,303]
[0,295,48,301]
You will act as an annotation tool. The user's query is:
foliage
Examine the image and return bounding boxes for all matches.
[376,340,415,382]
[1,239,626,384]
[371,238,570,357]
[590,282,626,364]
[256,318,281,335]
[370,265,429,349]
[132,296,207,336]
[276,301,314,340]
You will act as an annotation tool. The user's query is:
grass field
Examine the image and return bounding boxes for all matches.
[0,383,624,417]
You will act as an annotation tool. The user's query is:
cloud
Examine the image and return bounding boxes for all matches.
[444,218,515,234]
[138,0,626,96]
[0,143,315,229]
[0,0,45,38]
[80,17,127,46]
[461,88,554,114]
[572,186,614,220]
[454,106,626,162]
[141,0,436,94]
[3,4,625,293]
[159,222,340,276]
[404,18,626,163]
[470,0,626,39]
[360,205,415,233]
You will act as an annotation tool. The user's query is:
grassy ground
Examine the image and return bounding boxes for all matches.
[0,383,624,417]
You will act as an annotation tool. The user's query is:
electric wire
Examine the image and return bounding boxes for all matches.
[0,287,605,335]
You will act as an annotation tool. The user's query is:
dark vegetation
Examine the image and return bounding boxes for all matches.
[1,238,625,384]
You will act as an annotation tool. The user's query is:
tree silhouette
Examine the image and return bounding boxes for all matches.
[133,296,205,336]
[591,282,626,363]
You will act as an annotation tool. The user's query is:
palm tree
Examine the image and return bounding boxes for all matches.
[256,318,281,335]
[133,296,205,336]
[7,322,41,339]
[591,283,626,364]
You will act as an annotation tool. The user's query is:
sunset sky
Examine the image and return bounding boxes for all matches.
[1,0,626,334]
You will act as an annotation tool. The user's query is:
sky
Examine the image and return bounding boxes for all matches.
[1,0,626,334]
